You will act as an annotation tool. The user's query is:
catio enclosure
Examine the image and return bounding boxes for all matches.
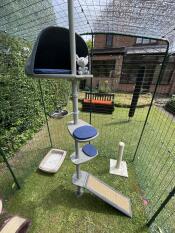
[0,1,175,233]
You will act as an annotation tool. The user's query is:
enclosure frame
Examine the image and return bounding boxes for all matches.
[0,1,173,229]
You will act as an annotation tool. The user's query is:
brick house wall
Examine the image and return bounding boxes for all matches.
[88,34,175,95]
[94,34,136,48]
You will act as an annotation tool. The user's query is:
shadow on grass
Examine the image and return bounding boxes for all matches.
[36,169,55,177]
[135,226,148,233]
[105,120,130,126]
[42,185,123,217]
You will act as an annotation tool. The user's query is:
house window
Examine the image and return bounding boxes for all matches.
[136,38,142,44]
[120,55,161,84]
[142,38,150,44]
[106,34,113,47]
[92,60,115,77]
[136,37,157,45]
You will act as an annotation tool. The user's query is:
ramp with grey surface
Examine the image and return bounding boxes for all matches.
[72,171,132,217]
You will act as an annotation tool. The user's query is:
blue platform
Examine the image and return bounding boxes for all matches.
[82,144,98,157]
[34,68,71,74]
[73,125,97,140]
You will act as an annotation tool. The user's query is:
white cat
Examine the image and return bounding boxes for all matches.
[76,55,89,75]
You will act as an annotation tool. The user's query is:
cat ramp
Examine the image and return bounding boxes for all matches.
[39,149,67,173]
[72,171,132,217]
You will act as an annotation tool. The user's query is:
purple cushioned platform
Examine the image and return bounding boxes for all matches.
[34,68,71,74]
[82,144,97,157]
[73,125,97,140]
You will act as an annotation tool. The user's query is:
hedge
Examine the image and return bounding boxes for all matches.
[0,32,71,156]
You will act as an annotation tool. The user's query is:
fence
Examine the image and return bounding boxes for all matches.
[0,37,175,232]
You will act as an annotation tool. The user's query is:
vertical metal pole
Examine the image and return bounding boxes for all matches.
[68,0,81,195]
[89,33,94,125]
[68,0,78,124]
[132,42,169,162]
[147,187,175,227]
[38,80,53,148]
[0,148,20,189]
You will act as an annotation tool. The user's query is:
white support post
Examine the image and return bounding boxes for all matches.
[116,142,125,169]
[68,0,78,124]
[68,0,82,195]
[109,141,128,177]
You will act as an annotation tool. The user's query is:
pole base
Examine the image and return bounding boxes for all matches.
[76,186,84,197]
[109,159,128,178]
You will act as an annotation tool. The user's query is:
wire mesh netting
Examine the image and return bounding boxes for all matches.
[0,33,174,232]
[134,91,175,233]
[1,0,175,50]
[0,0,175,232]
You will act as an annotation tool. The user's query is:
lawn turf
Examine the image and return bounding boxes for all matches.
[7,157,149,233]
[3,100,174,233]
[4,103,150,233]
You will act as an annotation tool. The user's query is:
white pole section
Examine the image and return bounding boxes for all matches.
[68,0,78,125]
[68,0,81,191]
[116,142,125,169]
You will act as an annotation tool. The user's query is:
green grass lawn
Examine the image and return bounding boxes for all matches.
[7,157,148,233]
[1,102,150,233]
[1,99,174,233]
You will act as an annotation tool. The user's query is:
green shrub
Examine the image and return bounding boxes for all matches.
[0,32,71,156]
[98,80,111,93]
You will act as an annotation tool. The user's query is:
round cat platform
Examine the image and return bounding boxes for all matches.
[82,144,98,157]
[73,125,97,140]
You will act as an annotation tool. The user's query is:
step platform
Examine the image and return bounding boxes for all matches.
[82,144,97,157]
[39,149,67,173]
[67,119,99,142]
[72,171,132,217]
[70,144,98,165]
[73,126,97,141]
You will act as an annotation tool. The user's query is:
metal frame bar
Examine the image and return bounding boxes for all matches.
[80,32,167,42]
[132,40,169,162]
[38,80,53,148]
[0,148,20,189]
[147,186,175,227]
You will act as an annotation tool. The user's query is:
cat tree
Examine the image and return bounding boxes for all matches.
[25,0,132,217]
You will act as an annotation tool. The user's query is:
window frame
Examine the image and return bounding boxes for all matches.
[135,37,157,45]
[106,34,113,47]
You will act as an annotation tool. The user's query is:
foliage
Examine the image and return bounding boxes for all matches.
[86,39,93,49]
[98,80,111,93]
[0,32,71,156]
[165,95,175,115]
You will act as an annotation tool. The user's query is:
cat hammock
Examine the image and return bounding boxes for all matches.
[0,199,31,233]
[25,26,92,80]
